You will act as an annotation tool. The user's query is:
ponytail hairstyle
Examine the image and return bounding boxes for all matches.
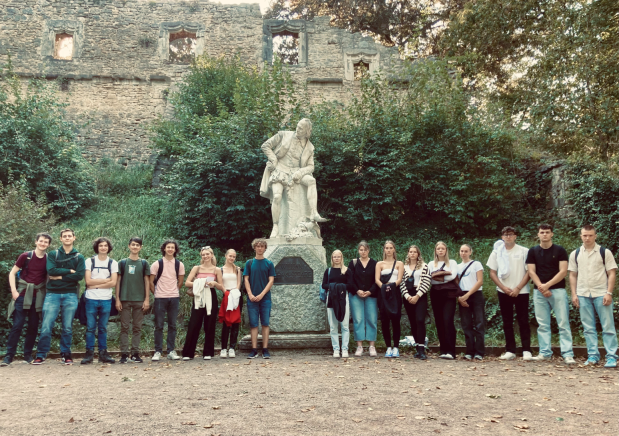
[433,241,450,268]
[200,246,217,266]
[460,244,474,260]
[382,240,397,261]
[406,245,424,270]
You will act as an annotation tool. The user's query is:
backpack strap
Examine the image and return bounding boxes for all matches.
[141,259,148,277]
[575,246,608,275]
[90,256,96,271]
[175,259,180,278]
[154,258,164,286]
[575,247,581,267]
[459,260,476,279]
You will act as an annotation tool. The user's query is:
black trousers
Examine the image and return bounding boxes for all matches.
[430,289,457,356]
[403,292,428,346]
[459,291,485,356]
[221,323,240,350]
[182,289,218,358]
[497,291,531,353]
[380,310,401,348]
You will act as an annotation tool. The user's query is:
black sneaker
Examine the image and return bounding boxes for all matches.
[32,357,44,365]
[81,350,94,365]
[1,356,12,367]
[247,348,258,359]
[131,354,143,363]
[262,348,271,359]
[62,353,74,365]
[24,355,34,364]
[98,349,115,364]
[119,354,129,364]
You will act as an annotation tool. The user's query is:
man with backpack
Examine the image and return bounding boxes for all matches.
[81,237,118,364]
[115,237,150,364]
[2,233,52,366]
[569,225,618,368]
[33,229,85,365]
[150,239,185,361]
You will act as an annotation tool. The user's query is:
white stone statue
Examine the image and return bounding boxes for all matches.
[259,118,327,239]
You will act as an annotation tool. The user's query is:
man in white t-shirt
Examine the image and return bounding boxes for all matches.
[487,226,532,361]
[81,237,118,364]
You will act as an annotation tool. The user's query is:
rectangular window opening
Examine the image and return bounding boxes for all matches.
[169,30,197,63]
[273,31,299,65]
[354,61,370,81]
[54,33,74,60]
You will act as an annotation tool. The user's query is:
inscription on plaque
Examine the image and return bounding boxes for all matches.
[274,257,314,285]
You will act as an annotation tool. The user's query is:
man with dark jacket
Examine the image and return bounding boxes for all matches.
[33,229,85,365]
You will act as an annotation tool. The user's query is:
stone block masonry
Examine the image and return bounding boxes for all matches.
[0,0,405,163]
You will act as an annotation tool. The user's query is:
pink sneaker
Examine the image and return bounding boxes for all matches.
[355,346,363,356]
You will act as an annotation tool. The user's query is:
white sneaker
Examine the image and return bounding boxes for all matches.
[563,356,576,365]
[369,346,377,357]
[220,349,228,358]
[333,350,340,358]
[522,351,534,361]
[441,354,454,360]
[464,354,473,360]
[531,354,552,361]
[341,350,349,358]
[167,351,180,360]
[182,356,191,361]
[355,346,363,357]
[228,349,236,358]
[152,352,161,361]
[499,352,517,360]
[203,356,211,360]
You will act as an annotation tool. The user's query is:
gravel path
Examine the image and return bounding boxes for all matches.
[0,350,616,435]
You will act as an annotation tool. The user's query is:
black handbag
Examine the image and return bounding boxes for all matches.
[379,261,401,316]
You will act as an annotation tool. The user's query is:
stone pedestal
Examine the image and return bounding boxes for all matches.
[239,238,332,349]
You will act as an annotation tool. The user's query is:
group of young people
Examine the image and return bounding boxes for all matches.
[321,224,617,368]
[2,224,617,368]
[2,230,275,366]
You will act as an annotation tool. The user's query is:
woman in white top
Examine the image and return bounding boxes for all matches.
[427,241,460,360]
[182,247,223,360]
[374,241,404,358]
[400,245,431,360]
[457,244,485,360]
[218,249,243,358]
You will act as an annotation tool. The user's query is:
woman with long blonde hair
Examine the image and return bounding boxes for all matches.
[427,241,460,360]
[182,247,223,360]
[374,240,404,358]
[400,245,431,360]
[321,250,350,358]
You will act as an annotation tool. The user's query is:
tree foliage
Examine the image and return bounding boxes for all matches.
[0,60,95,217]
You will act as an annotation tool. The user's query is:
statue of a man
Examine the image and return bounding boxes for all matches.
[259,118,327,238]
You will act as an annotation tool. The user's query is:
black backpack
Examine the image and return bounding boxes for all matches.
[76,256,119,325]
[15,251,34,281]
[575,246,608,276]
[153,258,180,287]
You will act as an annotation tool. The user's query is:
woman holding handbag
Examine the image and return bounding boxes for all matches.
[400,245,431,360]
[347,241,379,357]
[321,250,350,358]
[375,241,404,358]
[428,241,460,360]
[457,244,485,360]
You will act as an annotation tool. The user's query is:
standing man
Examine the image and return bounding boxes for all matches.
[33,229,85,365]
[115,237,150,364]
[526,224,575,364]
[487,226,533,361]
[150,239,184,361]
[2,233,52,366]
[81,237,118,365]
[569,225,618,368]
[260,118,327,238]
[244,238,276,359]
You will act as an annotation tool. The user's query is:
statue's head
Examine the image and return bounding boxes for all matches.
[296,118,312,139]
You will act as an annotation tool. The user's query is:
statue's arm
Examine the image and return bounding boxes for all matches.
[261,132,283,164]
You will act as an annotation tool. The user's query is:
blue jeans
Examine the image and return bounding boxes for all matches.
[85,298,112,351]
[578,295,618,361]
[247,299,272,328]
[533,288,573,358]
[154,297,180,353]
[36,293,78,358]
[349,294,378,342]
[5,295,39,359]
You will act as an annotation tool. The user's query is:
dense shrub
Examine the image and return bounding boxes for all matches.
[0,61,94,218]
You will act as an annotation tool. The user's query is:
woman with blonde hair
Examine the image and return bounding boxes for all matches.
[218,249,243,358]
[182,247,223,360]
[321,250,350,358]
[375,240,404,358]
[427,241,460,360]
[457,244,485,360]
[400,245,431,360]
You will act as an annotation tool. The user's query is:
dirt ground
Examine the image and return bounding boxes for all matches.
[0,349,617,436]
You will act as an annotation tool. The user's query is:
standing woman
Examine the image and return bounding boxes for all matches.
[218,249,243,358]
[322,250,350,358]
[457,244,485,360]
[182,247,223,361]
[375,241,404,358]
[400,245,431,360]
[347,241,379,357]
[428,241,460,360]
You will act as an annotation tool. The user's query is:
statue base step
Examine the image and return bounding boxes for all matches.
[238,333,333,350]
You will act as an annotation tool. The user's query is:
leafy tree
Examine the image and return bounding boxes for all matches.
[0,59,95,217]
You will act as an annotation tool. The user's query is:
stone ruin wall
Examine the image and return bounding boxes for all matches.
[0,0,405,164]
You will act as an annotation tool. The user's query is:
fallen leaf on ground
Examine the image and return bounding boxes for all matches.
[181,422,196,425]
[212,406,221,410]
[204,425,213,429]
[352,418,362,423]
[415,416,424,420]
[556,417,564,422]
[68,417,74,423]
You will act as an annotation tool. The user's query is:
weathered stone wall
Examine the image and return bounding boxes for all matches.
[0,0,405,163]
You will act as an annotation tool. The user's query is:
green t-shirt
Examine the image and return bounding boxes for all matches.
[119,258,150,302]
